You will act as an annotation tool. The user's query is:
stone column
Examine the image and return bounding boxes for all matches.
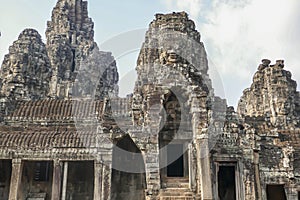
[102,163,112,200]
[94,161,103,200]
[61,162,68,200]
[51,160,62,200]
[145,149,160,200]
[286,185,298,200]
[190,94,214,199]
[254,151,262,200]
[8,159,23,200]
[188,143,193,189]
[197,139,213,200]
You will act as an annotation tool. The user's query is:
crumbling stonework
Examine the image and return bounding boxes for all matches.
[46,0,118,99]
[0,1,300,200]
[235,59,300,200]
[131,11,225,200]
[0,29,52,101]
[238,59,300,127]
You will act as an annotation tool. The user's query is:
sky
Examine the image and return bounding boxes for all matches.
[0,0,299,108]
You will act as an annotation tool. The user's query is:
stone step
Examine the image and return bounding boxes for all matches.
[159,188,194,198]
[164,182,189,188]
[160,192,193,196]
[162,177,190,189]
[163,177,189,183]
[159,197,194,200]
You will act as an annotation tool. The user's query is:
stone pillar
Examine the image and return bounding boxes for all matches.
[61,162,68,200]
[188,143,193,190]
[145,150,160,200]
[102,163,112,200]
[8,159,23,200]
[51,160,62,200]
[286,185,298,200]
[190,143,197,193]
[254,151,262,200]
[94,161,103,200]
[197,139,213,200]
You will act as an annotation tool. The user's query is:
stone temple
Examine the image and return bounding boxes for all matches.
[0,0,299,200]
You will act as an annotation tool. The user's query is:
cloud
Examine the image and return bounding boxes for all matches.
[161,0,300,107]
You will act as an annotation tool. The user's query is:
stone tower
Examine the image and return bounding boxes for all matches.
[131,12,226,200]
[46,0,119,99]
[0,29,52,101]
[238,59,300,127]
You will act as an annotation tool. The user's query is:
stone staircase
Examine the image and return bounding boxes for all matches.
[26,192,47,200]
[158,178,196,200]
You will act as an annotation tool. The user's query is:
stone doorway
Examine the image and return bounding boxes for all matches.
[0,160,11,200]
[266,184,287,200]
[167,144,184,177]
[217,165,236,200]
[21,161,53,200]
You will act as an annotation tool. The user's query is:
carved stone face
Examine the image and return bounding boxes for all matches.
[165,100,180,120]
[278,101,290,115]
[10,56,21,74]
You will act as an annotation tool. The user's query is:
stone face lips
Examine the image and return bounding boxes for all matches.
[0,29,52,100]
[237,59,300,127]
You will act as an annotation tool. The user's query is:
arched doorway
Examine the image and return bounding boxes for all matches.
[159,89,192,187]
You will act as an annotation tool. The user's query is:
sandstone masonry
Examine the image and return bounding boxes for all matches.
[0,1,299,200]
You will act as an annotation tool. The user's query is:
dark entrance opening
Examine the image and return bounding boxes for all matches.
[266,185,287,200]
[66,161,94,200]
[167,144,184,177]
[21,161,53,200]
[0,160,12,200]
[218,166,236,200]
[111,135,146,200]
[34,161,50,182]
